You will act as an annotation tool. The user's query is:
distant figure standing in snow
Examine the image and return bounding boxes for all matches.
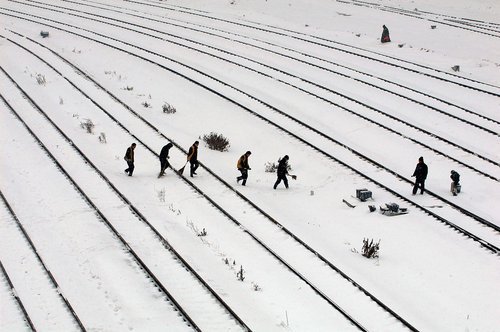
[187,141,199,178]
[381,25,391,43]
[411,156,428,195]
[273,155,290,189]
[237,151,252,186]
[124,143,136,176]
[450,170,460,196]
[158,142,173,178]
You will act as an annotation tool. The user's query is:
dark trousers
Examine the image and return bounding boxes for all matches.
[237,168,248,185]
[159,159,170,176]
[125,161,134,176]
[274,174,288,189]
[412,179,425,194]
[190,160,199,177]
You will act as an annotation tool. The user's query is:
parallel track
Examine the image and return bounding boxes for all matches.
[0,90,203,332]
[2,3,499,330]
[0,189,85,331]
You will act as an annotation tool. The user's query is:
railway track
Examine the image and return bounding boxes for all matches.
[3,7,499,239]
[0,190,85,331]
[1,2,499,330]
[337,0,500,37]
[8,0,500,177]
[0,250,37,331]
[0,87,243,331]
[125,0,500,94]
[3,0,499,264]
[0,27,419,332]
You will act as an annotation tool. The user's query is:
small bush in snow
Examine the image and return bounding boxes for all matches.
[123,86,134,91]
[265,158,292,173]
[197,228,207,237]
[80,119,95,134]
[252,283,262,291]
[361,238,380,258]
[157,187,166,202]
[98,132,107,144]
[142,101,151,108]
[162,102,176,114]
[264,162,277,173]
[36,74,46,85]
[203,132,230,152]
[236,265,245,281]
[59,97,64,105]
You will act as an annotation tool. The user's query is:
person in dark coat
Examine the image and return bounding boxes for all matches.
[124,143,136,176]
[273,155,290,189]
[187,141,199,177]
[412,156,428,194]
[450,170,460,196]
[158,142,173,178]
[381,25,391,43]
[236,151,252,186]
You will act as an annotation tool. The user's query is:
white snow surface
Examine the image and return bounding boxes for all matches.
[1,0,499,331]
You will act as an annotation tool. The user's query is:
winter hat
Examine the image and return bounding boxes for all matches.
[419,156,423,162]
[246,151,252,155]
[284,155,289,160]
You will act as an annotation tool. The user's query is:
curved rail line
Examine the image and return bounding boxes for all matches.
[6,9,499,235]
[68,0,500,128]
[124,0,500,95]
[3,0,499,254]
[2,5,499,247]
[28,0,500,131]
[0,90,202,332]
[20,0,500,98]
[3,1,500,177]
[1,39,376,332]
[4,16,498,331]
[7,35,424,331]
[0,254,37,331]
[116,0,500,127]
[131,0,500,83]
[339,0,500,35]
[341,1,500,37]
[444,19,500,33]
[9,1,500,176]
[0,188,85,331]
[2,9,499,330]
[0,70,254,332]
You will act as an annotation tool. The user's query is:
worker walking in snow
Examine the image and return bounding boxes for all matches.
[381,25,391,43]
[236,151,252,186]
[158,142,173,178]
[412,156,428,195]
[124,143,136,176]
[450,170,460,196]
[273,155,290,189]
[187,141,200,178]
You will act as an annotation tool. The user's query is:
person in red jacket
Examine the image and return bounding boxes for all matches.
[381,25,391,43]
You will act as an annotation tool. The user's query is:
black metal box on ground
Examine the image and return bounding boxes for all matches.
[356,189,372,201]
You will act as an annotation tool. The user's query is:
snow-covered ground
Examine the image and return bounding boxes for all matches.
[1,0,499,331]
